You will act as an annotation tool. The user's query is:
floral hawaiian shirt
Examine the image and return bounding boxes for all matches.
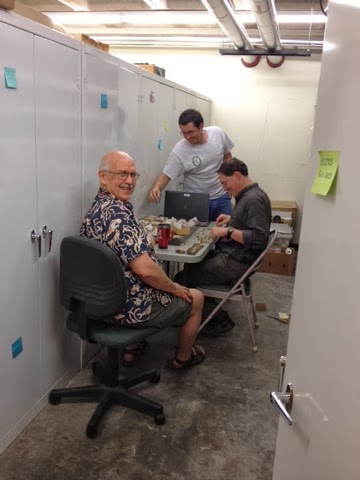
[80,188,172,324]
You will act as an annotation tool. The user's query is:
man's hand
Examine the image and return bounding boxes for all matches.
[148,173,171,203]
[172,283,193,303]
[216,214,231,227]
[210,227,228,240]
[149,186,161,202]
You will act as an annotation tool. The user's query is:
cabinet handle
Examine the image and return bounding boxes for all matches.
[30,230,42,258]
[270,356,294,426]
[42,225,53,253]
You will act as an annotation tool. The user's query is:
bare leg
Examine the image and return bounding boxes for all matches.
[176,289,204,362]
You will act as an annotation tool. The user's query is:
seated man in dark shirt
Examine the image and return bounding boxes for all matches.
[80,150,205,370]
[175,157,271,337]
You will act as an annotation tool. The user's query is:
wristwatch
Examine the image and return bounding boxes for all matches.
[227,227,234,239]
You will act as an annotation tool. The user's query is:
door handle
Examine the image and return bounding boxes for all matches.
[270,356,294,426]
[30,229,42,258]
[42,225,53,253]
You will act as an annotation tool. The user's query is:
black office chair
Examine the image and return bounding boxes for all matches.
[48,236,165,438]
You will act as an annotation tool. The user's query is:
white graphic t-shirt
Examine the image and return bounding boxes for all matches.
[163,126,234,199]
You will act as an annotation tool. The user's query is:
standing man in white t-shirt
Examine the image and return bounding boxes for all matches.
[148,109,234,221]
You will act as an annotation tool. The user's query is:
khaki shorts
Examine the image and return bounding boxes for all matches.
[124,297,192,330]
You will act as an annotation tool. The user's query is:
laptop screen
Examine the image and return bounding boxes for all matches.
[164,191,210,225]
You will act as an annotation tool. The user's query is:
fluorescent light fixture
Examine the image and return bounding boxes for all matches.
[92,35,232,44]
[275,13,327,24]
[90,34,323,49]
[47,11,327,27]
[57,0,89,12]
[49,12,123,25]
[143,0,168,8]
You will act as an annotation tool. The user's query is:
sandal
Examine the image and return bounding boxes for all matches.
[122,340,149,367]
[168,344,206,370]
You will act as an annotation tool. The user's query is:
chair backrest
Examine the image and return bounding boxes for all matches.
[230,229,278,293]
[60,236,127,320]
[250,229,278,275]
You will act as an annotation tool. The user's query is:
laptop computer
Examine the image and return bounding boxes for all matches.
[164,190,210,226]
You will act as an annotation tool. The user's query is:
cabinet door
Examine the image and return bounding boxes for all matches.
[118,66,141,215]
[34,36,82,394]
[171,89,197,191]
[118,65,140,161]
[196,97,212,126]
[137,78,174,218]
[137,76,160,217]
[83,51,119,213]
[0,24,41,443]
[155,82,176,208]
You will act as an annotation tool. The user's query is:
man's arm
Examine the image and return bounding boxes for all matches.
[129,252,193,302]
[224,151,233,162]
[148,173,171,202]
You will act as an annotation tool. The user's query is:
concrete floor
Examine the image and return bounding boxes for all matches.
[0,273,294,480]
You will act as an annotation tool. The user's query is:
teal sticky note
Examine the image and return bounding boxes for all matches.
[11,337,23,359]
[100,93,108,109]
[157,138,164,151]
[4,67,17,89]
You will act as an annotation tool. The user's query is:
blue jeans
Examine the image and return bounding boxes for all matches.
[209,193,233,221]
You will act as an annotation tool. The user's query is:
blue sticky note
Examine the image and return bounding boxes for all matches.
[157,138,164,151]
[100,93,108,109]
[11,337,23,359]
[4,67,17,89]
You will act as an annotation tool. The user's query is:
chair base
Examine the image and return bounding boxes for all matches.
[49,369,165,438]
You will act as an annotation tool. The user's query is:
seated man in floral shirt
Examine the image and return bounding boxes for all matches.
[80,150,205,370]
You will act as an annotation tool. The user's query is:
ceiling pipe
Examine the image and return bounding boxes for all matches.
[249,0,284,67]
[201,0,261,67]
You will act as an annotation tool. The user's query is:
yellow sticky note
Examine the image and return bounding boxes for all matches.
[311,150,340,196]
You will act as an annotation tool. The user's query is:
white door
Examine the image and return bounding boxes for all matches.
[0,23,41,446]
[34,36,82,394]
[272,2,360,479]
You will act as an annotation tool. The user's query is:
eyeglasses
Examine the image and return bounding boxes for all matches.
[102,170,140,180]
[220,176,232,187]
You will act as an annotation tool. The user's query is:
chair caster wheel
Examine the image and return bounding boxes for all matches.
[48,392,61,405]
[154,413,165,425]
[86,425,98,439]
[253,346,258,352]
[150,372,161,384]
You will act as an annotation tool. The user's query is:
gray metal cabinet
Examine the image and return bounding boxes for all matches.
[0,21,41,450]
[34,35,82,394]
[0,16,82,453]
[0,13,211,453]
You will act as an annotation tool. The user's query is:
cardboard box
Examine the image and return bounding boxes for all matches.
[171,225,191,236]
[258,247,295,276]
[271,200,298,228]
[0,0,15,10]
[73,34,109,52]
[135,63,166,77]
[13,2,54,29]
